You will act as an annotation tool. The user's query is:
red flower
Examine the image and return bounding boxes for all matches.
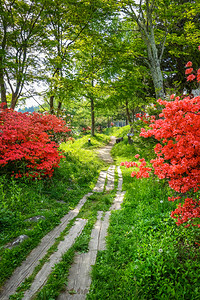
[187,74,196,81]
[185,61,192,67]
[185,68,193,75]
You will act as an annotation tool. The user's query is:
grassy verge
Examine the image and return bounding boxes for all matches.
[87,128,200,300]
[103,125,131,138]
[0,134,107,288]
[108,125,156,165]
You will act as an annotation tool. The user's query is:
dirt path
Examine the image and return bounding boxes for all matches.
[96,136,115,164]
[0,136,125,300]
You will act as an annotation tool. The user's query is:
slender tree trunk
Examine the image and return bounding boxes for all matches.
[125,100,132,124]
[91,95,95,136]
[10,93,18,110]
[149,61,164,99]
[57,101,62,116]
[0,22,7,107]
[131,108,136,122]
[147,36,165,99]
[50,95,54,114]
[107,117,110,128]
[0,56,7,107]
[122,0,166,99]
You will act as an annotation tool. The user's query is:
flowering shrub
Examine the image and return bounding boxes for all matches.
[121,96,200,227]
[136,113,151,124]
[121,48,200,228]
[140,97,200,194]
[82,126,91,134]
[0,105,71,179]
[185,60,200,82]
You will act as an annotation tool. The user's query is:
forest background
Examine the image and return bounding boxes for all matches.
[1,0,200,134]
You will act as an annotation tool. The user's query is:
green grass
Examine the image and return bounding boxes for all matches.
[0,134,107,288]
[103,125,131,137]
[61,133,110,151]
[108,125,156,165]
[86,130,200,300]
[88,170,200,300]
[10,150,118,299]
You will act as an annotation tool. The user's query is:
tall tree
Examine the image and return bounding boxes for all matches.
[161,0,200,94]
[0,0,46,109]
[41,0,114,115]
[118,0,169,98]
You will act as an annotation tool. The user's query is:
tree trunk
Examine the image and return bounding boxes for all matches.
[122,0,166,100]
[91,96,95,136]
[147,34,165,99]
[131,108,136,123]
[0,56,7,107]
[10,93,18,110]
[50,95,54,114]
[149,60,164,99]
[57,101,62,116]
[107,117,110,128]
[125,100,132,124]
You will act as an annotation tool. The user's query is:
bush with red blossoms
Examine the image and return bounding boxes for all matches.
[136,113,151,124]
[121,47,200,228]
[0,105,71,179]
[185,60,200,82]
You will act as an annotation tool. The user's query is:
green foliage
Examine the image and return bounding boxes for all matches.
[31,176,118,300]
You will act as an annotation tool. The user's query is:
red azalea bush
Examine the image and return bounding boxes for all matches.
[121,50,200,228]
[140,96,200,194]
[0,105,71,179]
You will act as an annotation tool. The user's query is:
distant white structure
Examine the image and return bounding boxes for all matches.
[192,88,200,97]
